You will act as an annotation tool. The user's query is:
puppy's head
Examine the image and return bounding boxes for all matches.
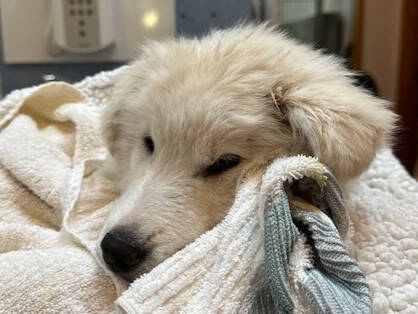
[98,24,396,281]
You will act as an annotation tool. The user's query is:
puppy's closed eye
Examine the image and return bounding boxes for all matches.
[144,136,155,154]
[204,154,242,177]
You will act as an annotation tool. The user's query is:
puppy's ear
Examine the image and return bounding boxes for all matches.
[101,67,140,183]
[271,80,397,183]
[101,95,127,183]
[102,97,123,157]
[102,66,141,158]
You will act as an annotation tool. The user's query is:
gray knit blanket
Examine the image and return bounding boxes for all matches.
[252,160,372,314]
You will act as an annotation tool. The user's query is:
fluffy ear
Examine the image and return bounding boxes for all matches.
[101,65,142,158]
[100,67,141,183]
[271,79,397,183]
[100,93,127,183]
[102,96,123,157]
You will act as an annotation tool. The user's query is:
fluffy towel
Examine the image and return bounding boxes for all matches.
[0,68,417,313]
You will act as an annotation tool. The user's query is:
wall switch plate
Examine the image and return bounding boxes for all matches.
[51,0,115,54]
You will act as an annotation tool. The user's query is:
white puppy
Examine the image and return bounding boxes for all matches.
[98,24,396,282]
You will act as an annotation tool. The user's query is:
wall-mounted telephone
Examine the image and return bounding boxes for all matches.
[50,0,115,54]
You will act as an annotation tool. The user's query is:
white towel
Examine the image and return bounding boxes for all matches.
[0,68,417,313]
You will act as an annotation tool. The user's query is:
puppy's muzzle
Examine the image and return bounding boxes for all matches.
[101,229,147,273]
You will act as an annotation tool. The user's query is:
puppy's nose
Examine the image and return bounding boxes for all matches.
[100,230,147,273]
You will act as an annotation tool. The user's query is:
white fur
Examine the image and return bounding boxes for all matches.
[100,24,397,281]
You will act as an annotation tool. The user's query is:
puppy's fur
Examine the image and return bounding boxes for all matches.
[99,24,396,281]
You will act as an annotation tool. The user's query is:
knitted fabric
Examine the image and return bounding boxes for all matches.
[252,164,372,314]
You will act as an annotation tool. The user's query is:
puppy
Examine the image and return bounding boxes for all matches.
[98,24,396,282]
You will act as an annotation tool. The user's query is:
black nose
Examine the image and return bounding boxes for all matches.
[100,230,147,273]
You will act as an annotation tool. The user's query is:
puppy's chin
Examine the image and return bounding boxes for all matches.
[97,248,167,283]
[117,269,141,283]
[118,260,158,283]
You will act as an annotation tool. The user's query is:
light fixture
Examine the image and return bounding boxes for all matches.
[142,10,159,28]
